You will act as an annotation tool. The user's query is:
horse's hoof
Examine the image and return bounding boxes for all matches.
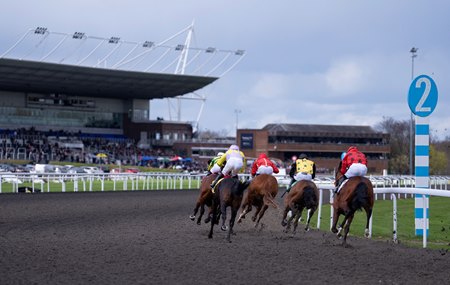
[251,216,256,222]
[304,227,310,232]
[364,229,370,238]
[237,219,242,224]
[189,215,195,221]
[331,228,338,234]
[208,235,212,239]
[281,220,287,227]
[196,221,201,225]
[221,225,227,231]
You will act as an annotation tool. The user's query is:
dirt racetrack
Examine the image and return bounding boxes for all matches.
[1,190,449,285]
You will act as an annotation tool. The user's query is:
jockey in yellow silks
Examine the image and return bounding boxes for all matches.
[210,144,246,188]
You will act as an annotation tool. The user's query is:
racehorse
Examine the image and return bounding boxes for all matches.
[281,180,319,234]
[331,171,374,246]
[189,173,217,225]
[208,177,249,242]
[237,174,278,229]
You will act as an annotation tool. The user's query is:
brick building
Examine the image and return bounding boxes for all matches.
[236,123,390,175]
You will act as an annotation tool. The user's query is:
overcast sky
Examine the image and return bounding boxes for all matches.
[2,1,449,138]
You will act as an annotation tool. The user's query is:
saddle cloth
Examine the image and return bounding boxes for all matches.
[336,179,349,194]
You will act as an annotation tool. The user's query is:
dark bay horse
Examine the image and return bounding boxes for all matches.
[189,173,217,225]
[331,172,374,246]
[281,180,319,234]
[208,177,249,242]
[237,174,278,229]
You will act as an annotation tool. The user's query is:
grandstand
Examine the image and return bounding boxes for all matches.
[237,124,390,174]
[0,25,245,166]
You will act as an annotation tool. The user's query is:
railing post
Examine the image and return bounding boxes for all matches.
[392,193,398,244]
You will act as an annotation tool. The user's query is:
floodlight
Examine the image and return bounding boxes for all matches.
[72,32,85,39]
[34,27,47,35]
[175,44,185,51]
[235,50,245,56]
[143,41,154,48]
[108,37,120,44]
[206,47,216,53]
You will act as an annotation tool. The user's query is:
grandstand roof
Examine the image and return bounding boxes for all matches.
[0,58,218,99]
[263,123,387,136]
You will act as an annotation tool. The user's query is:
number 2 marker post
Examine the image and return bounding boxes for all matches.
[407,74,438,247]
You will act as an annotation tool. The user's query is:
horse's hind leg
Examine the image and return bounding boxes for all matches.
[305,207,316,232]
[331,207,340,234]
[220,203,228,231]
[281,206,290,227]
[196,204,205,225]
[252,204,262,222]
[342,214,355,247]
[237,204,252,223]
[208,202,218,239]
[227,208,238,243]
[255,205,268,228]
[364,207,373,238]
[292,207,304,234]
[190,201,201,220]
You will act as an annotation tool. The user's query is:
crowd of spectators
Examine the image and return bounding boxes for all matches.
[0,127,205,172]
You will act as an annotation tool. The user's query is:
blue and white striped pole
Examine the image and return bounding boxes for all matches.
[414,115,429,238]
[408,74,438,248]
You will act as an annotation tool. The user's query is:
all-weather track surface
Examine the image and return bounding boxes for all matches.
[0,190,449,285]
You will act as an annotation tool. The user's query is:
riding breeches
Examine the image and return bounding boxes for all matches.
[294,172,312,181]
[210,163,222,174]
[222,157,244,176]
[256,165,274,175]
[344,163,368,178]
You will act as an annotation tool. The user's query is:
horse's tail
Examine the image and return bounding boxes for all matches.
[351,182,370,211]
[263,192,278,209]
[303,186,317,209]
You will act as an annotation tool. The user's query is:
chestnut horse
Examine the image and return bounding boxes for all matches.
[189,173,217,225]
[331,171,374,246]
[237,174,278,229]
[281,180,319,234]
[208,177,249,242]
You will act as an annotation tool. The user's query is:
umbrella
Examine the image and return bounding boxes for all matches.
[96,153,108,158]
[170,156,182,162]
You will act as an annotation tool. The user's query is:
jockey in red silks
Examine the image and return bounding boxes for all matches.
[335,146,368,193]
[250,153,279,177]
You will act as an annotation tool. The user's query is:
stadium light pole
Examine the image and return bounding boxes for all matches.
[409,47,418,175]
[234,109,241,133]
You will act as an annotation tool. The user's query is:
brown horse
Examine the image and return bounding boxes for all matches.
[331,172,374,246]
[208,177,249,242]
[189,173,217,225]
[281,180,319,234]
[237,174,278,229]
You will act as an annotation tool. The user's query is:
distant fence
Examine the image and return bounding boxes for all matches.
[0,172,448,194]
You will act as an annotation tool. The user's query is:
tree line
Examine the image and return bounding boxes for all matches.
[375,117,449,175]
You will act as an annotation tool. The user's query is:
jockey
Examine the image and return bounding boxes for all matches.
[210,144,246,188]
[207,152,225,175]
[285,153,316,194]
[250,153,279,177]
[335,146,368,193]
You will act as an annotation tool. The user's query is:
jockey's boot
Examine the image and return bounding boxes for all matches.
[286,178,295,193]
[281,178,295,197]
[210,173,224,189]
[334,175,347,194]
